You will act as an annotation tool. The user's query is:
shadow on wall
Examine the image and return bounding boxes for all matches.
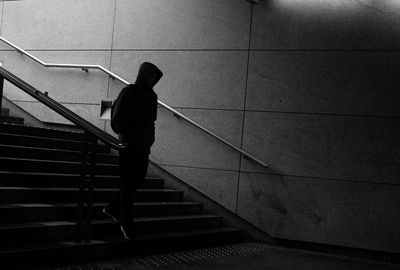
[254,0,400,50]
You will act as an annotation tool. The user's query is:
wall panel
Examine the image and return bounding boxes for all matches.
[161,165,239,212]
[237,172,400,253]
[2,0,115,50]
[241,112,400,184]
[251,0,400,50]
[113,0,251,50]
[150,108,241,171]
[109,51,248,110]
[246,51,400,117]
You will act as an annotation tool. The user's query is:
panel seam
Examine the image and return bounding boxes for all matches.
[236,3,254,214]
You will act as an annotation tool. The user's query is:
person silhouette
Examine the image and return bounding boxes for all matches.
[104,62,163,239]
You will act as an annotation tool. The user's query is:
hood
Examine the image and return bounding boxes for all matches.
[135,62,163,88]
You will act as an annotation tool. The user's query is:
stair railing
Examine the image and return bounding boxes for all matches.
[0,66,114,242]
[0,36,269,169]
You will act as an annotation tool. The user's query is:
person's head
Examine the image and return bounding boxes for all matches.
[135,62,163,89]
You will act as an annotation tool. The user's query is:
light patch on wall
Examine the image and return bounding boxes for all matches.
[276,0,400,12]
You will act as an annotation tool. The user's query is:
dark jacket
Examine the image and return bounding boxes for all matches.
[112,62,163,154]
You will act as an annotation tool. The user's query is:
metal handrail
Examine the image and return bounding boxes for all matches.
[0,66,125,149]
[0,36,268,168]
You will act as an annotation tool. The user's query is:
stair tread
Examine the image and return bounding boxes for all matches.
[0,171,161,180]
[0,201,200,208]
[0,227,242,253]
[0,215,222,229]
[0,122,83,135]
[0,131,83,143]
[94,214,221,223]
[0,221,75,229]
[0,186,178,193]
[0,115,23,121]
[0,186,176,192]
[0,144,118,157]
[0,156,119,166]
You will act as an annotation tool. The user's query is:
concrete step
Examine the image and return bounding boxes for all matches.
[0,115,24,125]
[0,172,164,189]
[0,202,203,223]
[0,122,84,141]
[0,132,110,153]
[0,215,223,246]
[0,187,183,203]
[0,144,119,164]
[0,157,119,175]
[0,227,243,269]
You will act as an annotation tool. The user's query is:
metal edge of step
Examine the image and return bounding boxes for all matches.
[0,201,201,210]
[0,156,120,168]
[0,214,222,230]
[0,144,118,158]
[0,121,84,138]
[0,131,106,147]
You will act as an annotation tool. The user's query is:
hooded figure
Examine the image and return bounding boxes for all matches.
[111,62,163,154]
[106,62,163,239]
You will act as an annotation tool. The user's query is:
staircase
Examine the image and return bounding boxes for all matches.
[0,115,243,269]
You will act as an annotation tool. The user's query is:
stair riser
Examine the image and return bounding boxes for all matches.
[0,217,223,246]
[0,159,119,175]
[94,217,222,235]
[0,145,119,164]
[0,189,183,203]
[0,174,164,189]
[0,229,243,269]
[0,123,84,140]
[0,225,75,246]
[0,133,109,152]
[1,108,10,117]
[0,116,24,124]
[0,204,203,224]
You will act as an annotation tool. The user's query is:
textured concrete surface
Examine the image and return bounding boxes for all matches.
[176,108,244,147]
[108,51,248,109]
[150,109,241,171]
[241,112,400,183]
[161,165,239,212]
[246,51,400,116]
[49,242,400,270]
[237,173,400,253]
[251,0,400,50]
[113,0,251,49]
[2,0,115,49]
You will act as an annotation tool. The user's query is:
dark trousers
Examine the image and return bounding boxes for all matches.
[107,145,149,225]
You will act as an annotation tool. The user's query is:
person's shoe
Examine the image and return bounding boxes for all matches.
[120,223,137,240]
[102,206,121,223]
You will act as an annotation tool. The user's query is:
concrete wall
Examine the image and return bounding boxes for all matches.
[0,0,399,253]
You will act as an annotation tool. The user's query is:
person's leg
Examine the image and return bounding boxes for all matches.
[103,190,121,222]
[119,146,135,226]
[120,150,149,239]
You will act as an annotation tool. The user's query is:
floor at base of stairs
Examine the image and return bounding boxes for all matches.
[45,242,399,270]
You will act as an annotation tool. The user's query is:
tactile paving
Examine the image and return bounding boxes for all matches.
[51,242,269,270]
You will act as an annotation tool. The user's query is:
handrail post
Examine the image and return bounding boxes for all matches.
[84,134,97,242]
[0,75,4,112]
[76,130,89,242]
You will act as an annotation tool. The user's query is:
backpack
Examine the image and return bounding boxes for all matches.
[110,94,123,134]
